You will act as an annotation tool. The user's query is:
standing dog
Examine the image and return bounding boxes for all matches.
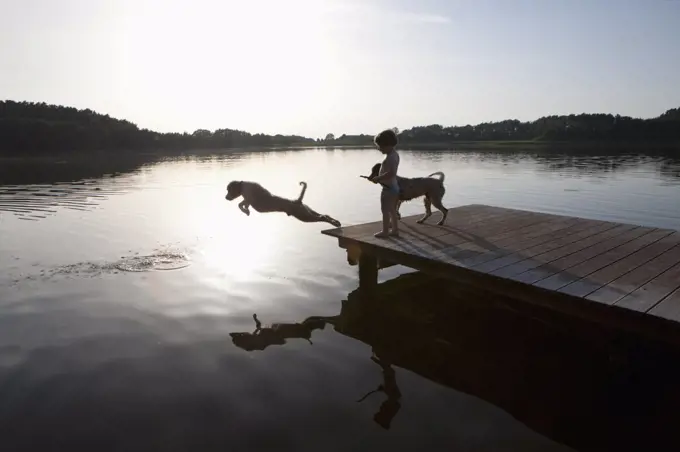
[225,180,342,227]
[362,163,448,225]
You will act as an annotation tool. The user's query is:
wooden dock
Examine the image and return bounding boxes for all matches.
[321,204,680,346]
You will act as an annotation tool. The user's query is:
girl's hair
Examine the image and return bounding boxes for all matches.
[374,129,398,147]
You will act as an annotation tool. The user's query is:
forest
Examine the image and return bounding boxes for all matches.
[1,100,679,155]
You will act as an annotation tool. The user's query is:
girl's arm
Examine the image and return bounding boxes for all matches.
[372,156,397,183]
[372,169,394,183]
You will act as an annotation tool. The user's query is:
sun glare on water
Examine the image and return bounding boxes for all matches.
[149,156,316,282]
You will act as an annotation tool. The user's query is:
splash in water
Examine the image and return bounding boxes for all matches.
[110,252,191,272]
[8,247,191,285]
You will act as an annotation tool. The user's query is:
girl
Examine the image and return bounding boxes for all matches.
[369,129,400,238]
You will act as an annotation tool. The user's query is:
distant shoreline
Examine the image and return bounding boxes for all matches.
[2,140,680,162]
[3,100,679,157]
[313,140,680,151]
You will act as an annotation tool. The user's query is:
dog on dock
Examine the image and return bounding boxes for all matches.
[361,163,448,225]
[225,180,341,227]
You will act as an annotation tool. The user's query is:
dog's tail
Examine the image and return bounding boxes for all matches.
[296,181,308,203]
[427,171,445,182]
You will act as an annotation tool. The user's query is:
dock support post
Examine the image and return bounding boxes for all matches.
[358,253,378,291]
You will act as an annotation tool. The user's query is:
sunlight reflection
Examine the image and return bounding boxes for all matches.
[134,150,349,288]
[200,218,278,280]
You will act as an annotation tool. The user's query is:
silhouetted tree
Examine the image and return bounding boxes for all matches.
[1,100,679,155]
[0,100,315,155]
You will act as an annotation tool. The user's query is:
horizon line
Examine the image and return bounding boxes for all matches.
[2,99,678,139]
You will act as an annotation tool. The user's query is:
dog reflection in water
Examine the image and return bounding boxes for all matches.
[229,314,326,352]
[229,314,402,429]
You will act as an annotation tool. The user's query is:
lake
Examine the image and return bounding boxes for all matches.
[1,148,680,452]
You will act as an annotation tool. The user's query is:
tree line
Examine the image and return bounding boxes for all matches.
[0,101,315,154]
[1,100,679,155]
[323,108,680,147]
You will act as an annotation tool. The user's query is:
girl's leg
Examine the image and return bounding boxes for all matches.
[389,199,400,237]
[375,213,390,238]
[375,189,391,238]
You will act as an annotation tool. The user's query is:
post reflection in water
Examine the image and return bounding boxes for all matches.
[355,351,402,430]
[229,272,680,451]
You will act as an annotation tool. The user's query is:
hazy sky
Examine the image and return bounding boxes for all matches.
[1,0,679,137]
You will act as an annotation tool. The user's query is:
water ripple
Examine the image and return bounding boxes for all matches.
[0,182,136,219]
[5,247,191,286]
[2,149,680,451]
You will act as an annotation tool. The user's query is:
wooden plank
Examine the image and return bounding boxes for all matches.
[330,204,494,237]
[394,209,542,245]
[402,204,510,226]
[493,223,636,280]
[355,216,588,272]
[344,242,396,268]
[361,235,446,262]
[393,205,513,239]
[334,205,517,242]
[334,207,503,247]
[387,205,550,242]
[368,217,577,266]
[586,241,680,305]
[432,216,585,264]
[615,261,680,313]
[532,228,669,292]
[509,224,640,285]
[469,219,612,273]
[391,215,562,262]
[357,211,553,260]
[474,220,618,275]
[448,219,604,273]
[451,217,594,268]
[558,231,680,298]
[432,212,560,247]
[648,287,680,323]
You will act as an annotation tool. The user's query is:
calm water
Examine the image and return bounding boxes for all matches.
[1,148,680,452]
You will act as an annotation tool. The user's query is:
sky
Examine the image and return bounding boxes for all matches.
[1,0,679,138]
